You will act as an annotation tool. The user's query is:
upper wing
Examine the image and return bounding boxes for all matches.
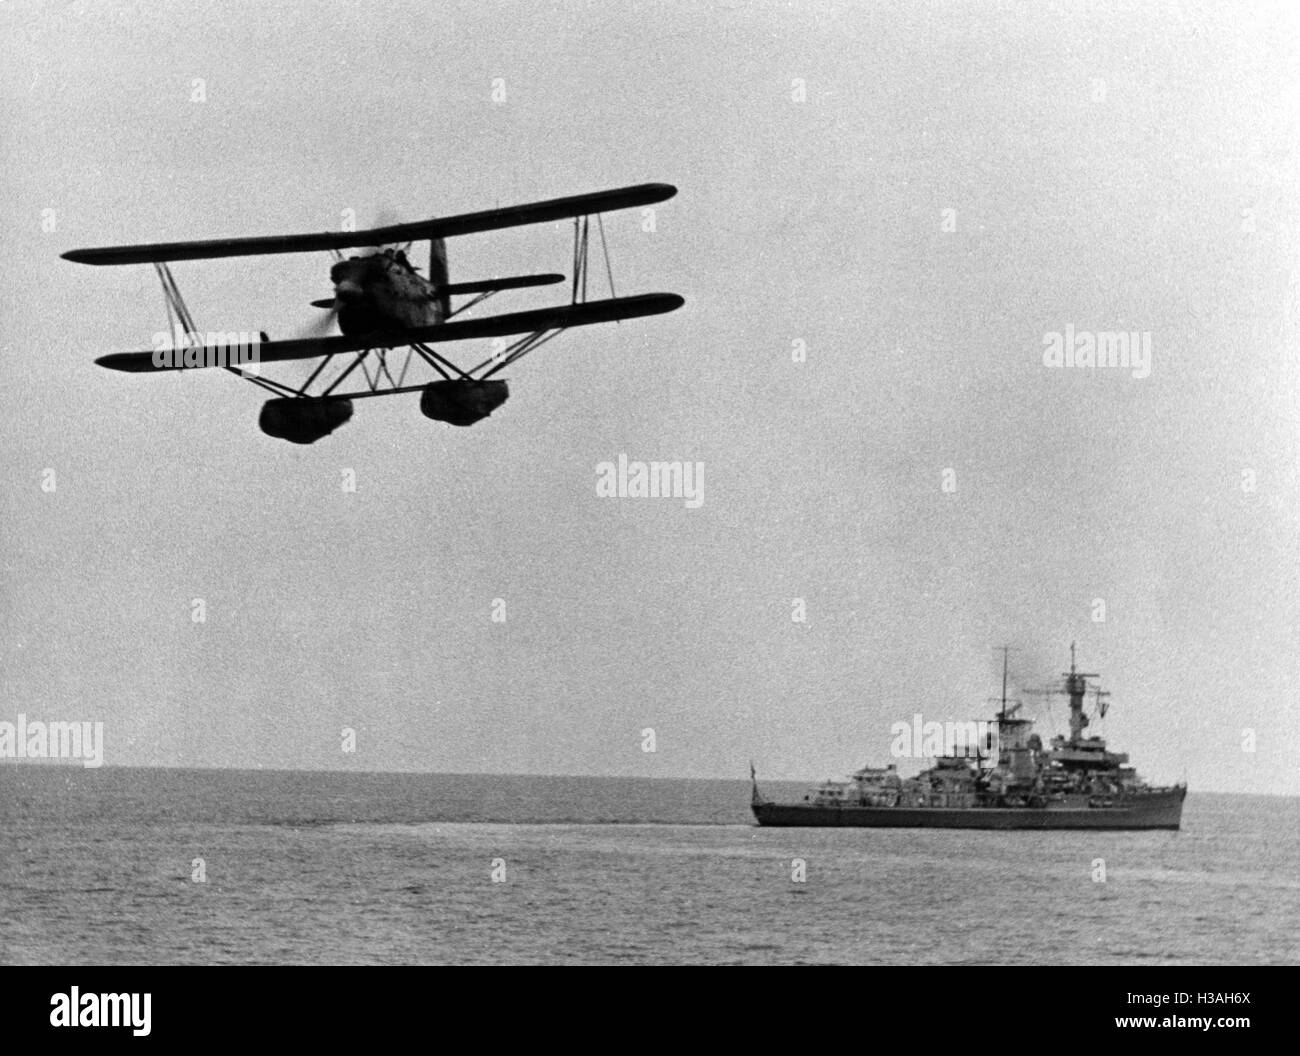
[95,293,685,372]
[63,184,677,266]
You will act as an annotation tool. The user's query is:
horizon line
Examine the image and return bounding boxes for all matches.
[0,761,1294,798]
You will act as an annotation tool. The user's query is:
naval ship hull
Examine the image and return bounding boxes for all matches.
[752,787,1186,830]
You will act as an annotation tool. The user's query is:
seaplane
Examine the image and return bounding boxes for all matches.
[62,183,684,444]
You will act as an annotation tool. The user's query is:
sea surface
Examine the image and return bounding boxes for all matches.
[1,767,1297,965]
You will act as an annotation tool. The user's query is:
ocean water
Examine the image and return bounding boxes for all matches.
[1,767,1296,965]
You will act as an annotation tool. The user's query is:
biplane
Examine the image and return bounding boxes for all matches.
[62,183,684,443]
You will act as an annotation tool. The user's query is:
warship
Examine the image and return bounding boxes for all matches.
[751,645,1186,830]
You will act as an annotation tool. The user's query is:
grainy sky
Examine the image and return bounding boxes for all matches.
[1,0,1296,793]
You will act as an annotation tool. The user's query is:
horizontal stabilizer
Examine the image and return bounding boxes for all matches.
[441,273,564,295]
[309,273,562,309]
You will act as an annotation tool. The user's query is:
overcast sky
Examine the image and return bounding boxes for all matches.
[1,0,1296,793]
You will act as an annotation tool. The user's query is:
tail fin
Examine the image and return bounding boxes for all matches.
[428,237,450,318]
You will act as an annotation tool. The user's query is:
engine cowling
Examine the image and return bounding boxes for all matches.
[259,398,354,444]
[419,379,509,426]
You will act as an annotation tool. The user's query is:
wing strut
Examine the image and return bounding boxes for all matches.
[596,214,617,300]
[156,262,197,336]
[467,329,563,379]
[569,213,620,307]
[153,262,298,398]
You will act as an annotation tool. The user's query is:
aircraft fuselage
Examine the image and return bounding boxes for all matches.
[329,249,443,335]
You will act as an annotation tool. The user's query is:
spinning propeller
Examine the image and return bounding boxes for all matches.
[300,209,416,338]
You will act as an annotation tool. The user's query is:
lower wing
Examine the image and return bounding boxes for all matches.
[95,293,684,373]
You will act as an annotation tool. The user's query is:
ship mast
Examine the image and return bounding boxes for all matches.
[999,645,1010,721]
[993,646,1022,722]
[983,646,1022,770]
[1064,641,1100,744]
